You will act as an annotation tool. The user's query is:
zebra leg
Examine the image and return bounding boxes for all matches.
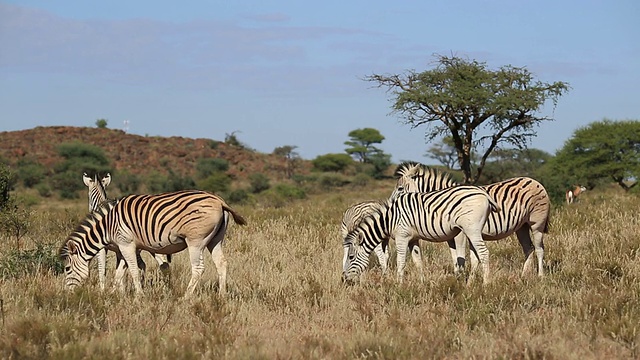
[120,245,144,295]
[373,238,390,275]
[96,248,107,291]
[184,246,206,297]
[395,234,410,283]
[113,251,128,293]
[136,250,147,285]
[530,228,545,277]
[466,232,490,284]
[516,225,536,277]
[205,212,229,296]
[408,239,424,282]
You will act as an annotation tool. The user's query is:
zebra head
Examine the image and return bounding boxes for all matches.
[390,162,457,200]
[59,239,90,290]
[342,230,366,284]
[83,172,112,212]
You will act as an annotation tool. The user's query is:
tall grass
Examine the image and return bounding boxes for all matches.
[0,182,638,359]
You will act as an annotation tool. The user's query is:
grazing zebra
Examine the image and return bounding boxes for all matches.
[566,185,587,204]
[340,200,390,274]
[343,186,500,284]
[390,161,551,277]
[60,190,247,297]
[82,172,171,290]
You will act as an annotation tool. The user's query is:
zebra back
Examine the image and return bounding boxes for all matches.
[392,162,549,237]
[391,162,458,199]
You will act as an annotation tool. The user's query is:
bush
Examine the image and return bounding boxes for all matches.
[0,163,15,210]
[52,142,111,198]
[318,174,350,190]
[0,242,63,278]
[16,160,46,188]
[36,184,52,198]
[227,189,249,204]
[116,170,141,195]
[351,173,371,187]
[196,173,231,194]
[95,118,108,128]
[249,173,270,194]
[196,158,229,179]
[312,153,354,172]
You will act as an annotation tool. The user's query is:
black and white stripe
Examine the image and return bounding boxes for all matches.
[390,162,550,277]
[82,172,171,290]
[60,190,247,297]
[340,200,390,273]
[343,186,499,284]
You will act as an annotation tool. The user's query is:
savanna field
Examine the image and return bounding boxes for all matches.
[1,181,639,359]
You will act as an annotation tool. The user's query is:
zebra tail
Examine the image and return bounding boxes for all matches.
[222,203,248,226]
[487,195,501,213]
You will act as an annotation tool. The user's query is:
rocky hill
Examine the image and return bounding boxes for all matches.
[0,126,310,181]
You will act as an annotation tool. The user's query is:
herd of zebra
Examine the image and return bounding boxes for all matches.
[59,162,582,297]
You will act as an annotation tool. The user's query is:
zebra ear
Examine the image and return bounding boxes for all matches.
[101,173,111,187]
[67,241,79,255]
[82,173,93,187]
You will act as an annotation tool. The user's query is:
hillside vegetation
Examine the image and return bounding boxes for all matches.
[0,183,639,359]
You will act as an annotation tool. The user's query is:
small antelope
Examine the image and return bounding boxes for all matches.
[566,185,587,204]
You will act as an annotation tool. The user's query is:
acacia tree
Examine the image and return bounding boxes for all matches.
[552,119,640,191]
[426,136,459,169]
[273,145,301,179]
[366,54,570,184]
[344,128,385,163]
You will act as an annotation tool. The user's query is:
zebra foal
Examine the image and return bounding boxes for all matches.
[343,186,500,284]
[83,172,171,290]
[60,190,247,297]
[390,162,550,277]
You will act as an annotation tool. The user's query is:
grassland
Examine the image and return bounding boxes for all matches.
[0,181,639,359]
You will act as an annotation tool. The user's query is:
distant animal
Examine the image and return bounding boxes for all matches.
[60,190,247,297]
[343,186,499,285]
[566,185,587,204]
[390,162,551,278]
[83,172,171,290]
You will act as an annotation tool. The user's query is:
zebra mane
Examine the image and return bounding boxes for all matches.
[59,200,117,261]
[393,161,456,185]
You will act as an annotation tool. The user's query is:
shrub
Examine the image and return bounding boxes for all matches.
[52,142,111,198]
[116,170,140,195]
[318,174,350,190]
[0,242,63,278]
[312,153,354,172]
[249,173,270,194]
[196,173,231,194]
[95,118,108,128]
[227,189,249,204]
[35,183,52,197]
[16,161,46,188]
[196,158,229,179]
[273,183,306,200]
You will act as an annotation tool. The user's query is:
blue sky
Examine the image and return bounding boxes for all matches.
[1,1,638,163]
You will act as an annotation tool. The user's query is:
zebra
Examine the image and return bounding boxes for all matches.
[390,161,551,278]
[60,190,247,297]
[340,200,390,274]
[82,172,171,290]
[566,185,587,204]
[343,186,500,284]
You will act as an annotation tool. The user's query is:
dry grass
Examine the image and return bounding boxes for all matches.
[1,182,639,359]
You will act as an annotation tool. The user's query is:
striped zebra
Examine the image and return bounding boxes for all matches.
[390,161,551,277]
[340,200,390,274]
[343,186,500,284]
[60,190,247,297]
[82,172,171,290]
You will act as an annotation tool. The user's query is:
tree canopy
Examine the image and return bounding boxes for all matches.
[344,128,385,163]
[366,54,570,183]
[552,119,640,191]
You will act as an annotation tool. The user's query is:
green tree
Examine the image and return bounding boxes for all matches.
[344,128,385,163]
[95,118,108,128]
[273,145,301,179]
[312,153,354,172]
[366,54,569,184]
[426,136,458,169]
[0,163,15,210]
[479,148,552,184]
[553,119,640,191]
